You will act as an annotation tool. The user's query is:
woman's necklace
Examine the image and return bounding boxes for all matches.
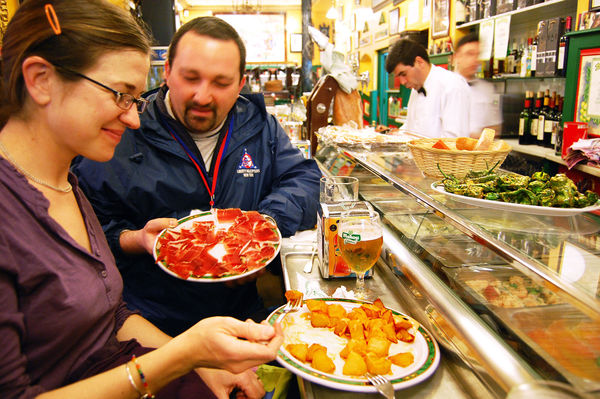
[0,140,72,193]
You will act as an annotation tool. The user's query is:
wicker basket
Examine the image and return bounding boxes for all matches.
[407,138,512,179]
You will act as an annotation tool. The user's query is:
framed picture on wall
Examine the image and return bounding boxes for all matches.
[574,48,600,135]
[359,32,372,47]
[371,0,388,12]
[290,33,302,53]
[215,13,286,63]
[389,8,400,35]
[432,0,450,38]
[591,0,600,12]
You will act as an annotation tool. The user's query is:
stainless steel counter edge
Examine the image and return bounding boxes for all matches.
[347,150,600,318]
[382,223,541,392]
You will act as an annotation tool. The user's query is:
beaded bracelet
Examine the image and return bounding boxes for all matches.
[130,355,156,399]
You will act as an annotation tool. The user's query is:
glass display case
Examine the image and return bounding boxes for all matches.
[314,143,600,396]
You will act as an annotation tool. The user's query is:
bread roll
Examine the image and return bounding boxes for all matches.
[456,137,478,151]
[474,128,496,151]
[490,140,507,151]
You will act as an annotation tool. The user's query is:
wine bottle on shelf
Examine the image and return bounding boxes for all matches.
[524,37,533,77]
[545,94,556,148]
[530,91,542,145]
[515,40,524,75]
[518,91,532,145]
[537,90,549,146]
[530,35,538,77]
[554,96,564,156]
[557,16,572,77]
[506,40,516,74]
[557,95,563,122]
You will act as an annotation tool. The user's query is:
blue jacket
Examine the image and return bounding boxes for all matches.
[72,86,321,334]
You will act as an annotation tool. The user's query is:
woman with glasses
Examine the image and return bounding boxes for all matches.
[0,1,282,399]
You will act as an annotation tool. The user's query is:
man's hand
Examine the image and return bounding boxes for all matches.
[119,218,178,254]
[195,368,265,399]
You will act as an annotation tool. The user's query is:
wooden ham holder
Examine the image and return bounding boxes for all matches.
[306,75,339,156]
[306,74,364,156]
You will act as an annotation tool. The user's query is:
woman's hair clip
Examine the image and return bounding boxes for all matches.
[45,4,61,35]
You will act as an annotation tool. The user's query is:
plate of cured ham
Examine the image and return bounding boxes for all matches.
[153,208,281,282]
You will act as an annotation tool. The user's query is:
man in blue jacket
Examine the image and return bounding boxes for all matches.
[73,16,321,336]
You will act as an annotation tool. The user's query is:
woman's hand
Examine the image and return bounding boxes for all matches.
[173,317,283,374]
[195,368,265,399]
[119,218,177,254]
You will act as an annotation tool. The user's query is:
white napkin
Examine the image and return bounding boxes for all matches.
[332,286,356,299]
[289,229,317,243]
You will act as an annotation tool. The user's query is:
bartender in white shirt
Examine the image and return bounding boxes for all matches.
[385,39,471,138]
[453,33,503,138]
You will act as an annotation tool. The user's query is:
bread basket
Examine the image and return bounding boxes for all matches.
[407,138,512,179]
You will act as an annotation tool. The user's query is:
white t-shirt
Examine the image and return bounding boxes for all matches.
[466,78,503,136]
[165,90,224,170]
[404,65,471,138]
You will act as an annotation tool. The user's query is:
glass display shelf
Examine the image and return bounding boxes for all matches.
[314,143,600,395]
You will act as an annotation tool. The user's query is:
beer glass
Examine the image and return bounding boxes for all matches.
[337,212,383,299]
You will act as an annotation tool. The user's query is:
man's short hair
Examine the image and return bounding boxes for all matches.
[455,33,479,52]
[168,16,246,80]
[385,39,430,73]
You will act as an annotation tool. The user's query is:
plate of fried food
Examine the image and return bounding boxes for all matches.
[267,292,440,392]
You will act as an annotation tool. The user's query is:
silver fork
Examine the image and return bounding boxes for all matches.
[277,296,303,322]
[365,372,394,399]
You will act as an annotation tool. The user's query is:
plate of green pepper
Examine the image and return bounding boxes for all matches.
[432,167,600,216]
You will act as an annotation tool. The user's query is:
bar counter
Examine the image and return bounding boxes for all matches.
[274,143,600,398]
[279,238,494,399]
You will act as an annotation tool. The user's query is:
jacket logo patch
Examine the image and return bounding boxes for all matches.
[237,148,260,177]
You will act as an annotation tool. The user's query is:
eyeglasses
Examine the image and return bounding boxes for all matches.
[53,63,148,114]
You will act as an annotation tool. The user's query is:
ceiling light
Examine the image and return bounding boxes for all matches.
[326,5,338,19]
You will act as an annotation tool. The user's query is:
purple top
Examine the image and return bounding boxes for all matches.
[0,159,134,399]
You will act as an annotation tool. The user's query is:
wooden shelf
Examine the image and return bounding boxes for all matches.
[456,0,576,29]
[505,139,600,177]
[485,75,566,81]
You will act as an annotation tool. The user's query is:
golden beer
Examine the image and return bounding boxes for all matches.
[337,227,383,273]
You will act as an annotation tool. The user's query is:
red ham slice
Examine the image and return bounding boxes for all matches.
[254,226,279,242]
[244,211,265,222]
[192,250,219,276]
[169,263,193,279]
[216,208,243,224]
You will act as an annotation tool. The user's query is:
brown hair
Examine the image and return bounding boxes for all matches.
[0,0,153,126]
[385,38,430,73]
[168,16,246,81]
[455,33,479,52]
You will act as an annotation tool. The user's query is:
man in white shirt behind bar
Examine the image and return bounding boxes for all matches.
[452,33,503,138]
[386,38,471,138]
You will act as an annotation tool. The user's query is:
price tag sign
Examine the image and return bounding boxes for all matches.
[479,19,494,61]
[493,15,511,60]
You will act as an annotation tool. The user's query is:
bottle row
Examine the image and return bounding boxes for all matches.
[518,89,563,151]
[483,16,572,78]
[457,0,557,25]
